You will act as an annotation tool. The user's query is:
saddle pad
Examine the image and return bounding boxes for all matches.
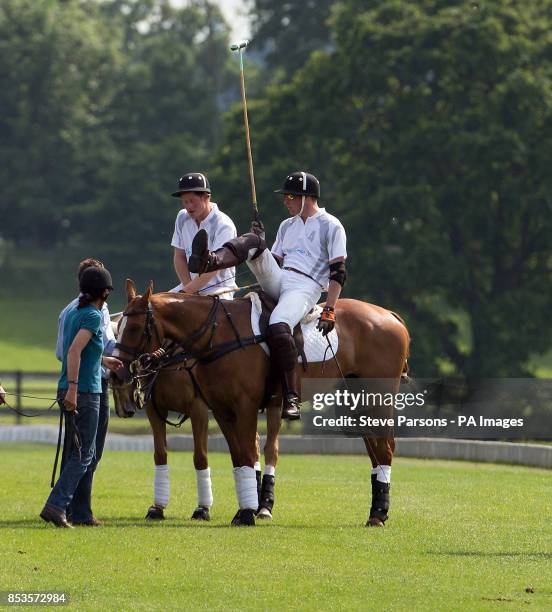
[245,293,338,363]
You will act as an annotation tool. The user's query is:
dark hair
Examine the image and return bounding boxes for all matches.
[77,258,104,282]
[77,292,97,309]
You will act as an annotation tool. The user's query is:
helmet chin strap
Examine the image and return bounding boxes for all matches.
[299,195,306,217]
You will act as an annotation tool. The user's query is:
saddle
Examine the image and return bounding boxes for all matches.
[257,291,308,371]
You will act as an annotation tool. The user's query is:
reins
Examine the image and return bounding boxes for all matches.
[117,295,264,427]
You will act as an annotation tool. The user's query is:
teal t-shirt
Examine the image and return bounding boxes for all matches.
[58,303,103,393]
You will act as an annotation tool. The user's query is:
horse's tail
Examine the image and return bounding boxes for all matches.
[390,311,411,384]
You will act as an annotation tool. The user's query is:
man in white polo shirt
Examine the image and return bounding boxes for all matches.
[171,172,237,296]
[188,171,347,420]
[165,171,237,517]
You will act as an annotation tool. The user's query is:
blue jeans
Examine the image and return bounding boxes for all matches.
[62,378,110,521]
[47,389,101,514]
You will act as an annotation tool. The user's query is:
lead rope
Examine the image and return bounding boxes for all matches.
[50,407,82,488]
[1,393,58,418]
[50,404,64,487]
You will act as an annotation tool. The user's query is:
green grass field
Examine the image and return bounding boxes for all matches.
[0,297,125,372]
[0,445,551,611]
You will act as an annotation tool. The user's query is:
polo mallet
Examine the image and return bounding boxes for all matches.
[230,39,259,221]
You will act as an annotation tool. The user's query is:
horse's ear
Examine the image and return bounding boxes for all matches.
[126,279,137,303]
[143,281,153,302]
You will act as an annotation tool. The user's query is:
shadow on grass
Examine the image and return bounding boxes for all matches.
[428,550,552,560]
[0,517,372,530]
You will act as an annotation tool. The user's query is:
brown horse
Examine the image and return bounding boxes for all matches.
[111,355,283,521]
[113,280,409,526]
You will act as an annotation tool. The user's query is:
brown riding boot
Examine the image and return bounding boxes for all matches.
[188,228,265,274]
[40,503,73,528]
[266,323,301,421]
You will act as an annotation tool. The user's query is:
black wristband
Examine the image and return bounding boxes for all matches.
[67,381,78,386]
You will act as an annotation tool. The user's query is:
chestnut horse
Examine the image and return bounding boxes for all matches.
[111,354,283,521]
[113,280,409,526]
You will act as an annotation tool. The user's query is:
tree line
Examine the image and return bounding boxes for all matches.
[1,0,551,377]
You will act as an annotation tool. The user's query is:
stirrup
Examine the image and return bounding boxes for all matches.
[281,395,301,421]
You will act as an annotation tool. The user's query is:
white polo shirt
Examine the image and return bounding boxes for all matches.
[271,208,347,290]
[171,202,238,295]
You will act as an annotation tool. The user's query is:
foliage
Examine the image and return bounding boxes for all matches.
[215,0,552,376]
[1,0,551,376]
[248,0,335,79]
[0,0,122,247]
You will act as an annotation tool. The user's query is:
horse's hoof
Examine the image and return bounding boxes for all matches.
[145,505,165,520]
[366,516,385,527]
[191,506,210,521]
[231,509,256,527]
[256,506,273,520]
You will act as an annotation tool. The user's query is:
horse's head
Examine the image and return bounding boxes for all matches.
[111,279,160,418]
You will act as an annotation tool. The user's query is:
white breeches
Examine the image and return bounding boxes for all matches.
[247,250,321,330]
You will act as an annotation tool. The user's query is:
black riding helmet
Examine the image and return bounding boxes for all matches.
[171,172,211,197]
[79,266,113,296]
[274,171,320,198]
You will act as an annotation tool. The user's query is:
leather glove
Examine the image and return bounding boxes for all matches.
[317,306,336,336]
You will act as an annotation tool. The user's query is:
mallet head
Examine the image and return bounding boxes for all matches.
[230,39,250,51]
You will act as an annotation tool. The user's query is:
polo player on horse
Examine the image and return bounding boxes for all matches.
[189,171,347,421]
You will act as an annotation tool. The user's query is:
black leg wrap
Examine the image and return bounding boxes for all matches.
[369,476,390,524]
[258,474,275,513]
[256,469,262,505]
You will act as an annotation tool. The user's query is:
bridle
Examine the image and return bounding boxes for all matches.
[113,296,258,425]
[114,305,162,362]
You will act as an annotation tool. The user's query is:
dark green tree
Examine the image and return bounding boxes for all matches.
[87,0,237,287]
[214,0,552,377]
[248,0,335,78]
[0,0,122,247]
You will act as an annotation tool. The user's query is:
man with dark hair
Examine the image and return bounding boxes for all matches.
[54,258,117,525]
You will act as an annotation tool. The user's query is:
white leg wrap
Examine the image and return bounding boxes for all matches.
[264,464,276,477]
[254,461,261,471]
[196,467,213,508]
[374,464,391,484]
[154,464,170,508]
[236,466,258,510]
